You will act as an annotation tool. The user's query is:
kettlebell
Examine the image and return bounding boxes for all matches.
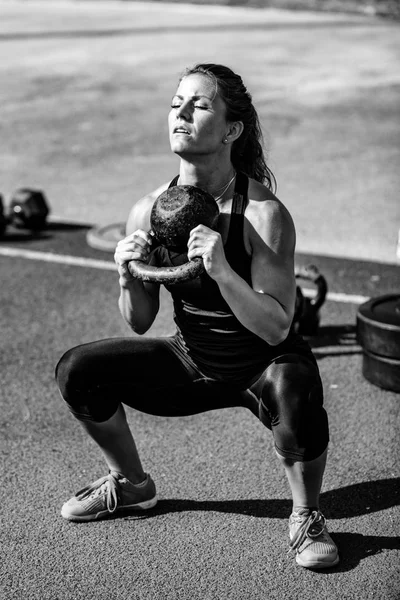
[128,185,219,284]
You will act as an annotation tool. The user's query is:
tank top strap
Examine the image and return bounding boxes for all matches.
[231,172,248,214]
[226,172,248,246]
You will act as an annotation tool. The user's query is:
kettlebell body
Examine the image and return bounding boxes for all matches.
[129,185,219,284]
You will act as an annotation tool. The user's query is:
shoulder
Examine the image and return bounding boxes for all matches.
[126,181,171,235]
[245,178,296,256]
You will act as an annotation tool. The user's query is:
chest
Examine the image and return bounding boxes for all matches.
[217,199,252,256]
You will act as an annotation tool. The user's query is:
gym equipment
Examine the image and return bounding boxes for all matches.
[292,265,328,336]
[85,185,328,331]
[0,195,7,236]
[128,185,219,284]
[9,188,49,231]
[86,223,126,252]
[357,294,400,392]
[0,188,50,236]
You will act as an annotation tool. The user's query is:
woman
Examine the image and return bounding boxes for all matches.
[56,63,339,569]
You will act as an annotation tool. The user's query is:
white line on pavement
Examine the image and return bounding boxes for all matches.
[0,246,117,271]
[301,288,369,305]
[0,245,370,304]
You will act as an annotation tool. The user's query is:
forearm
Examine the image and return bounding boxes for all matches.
[217,268,292,346]
[118,279,158,334]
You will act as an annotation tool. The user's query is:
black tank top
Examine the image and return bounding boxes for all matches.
[150,173,302,387]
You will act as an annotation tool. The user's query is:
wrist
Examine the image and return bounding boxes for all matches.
[119,276,140,289]
[213,263,236,287]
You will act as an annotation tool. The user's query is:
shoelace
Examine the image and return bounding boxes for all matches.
[75,471,121,514]
[288,510,326,555]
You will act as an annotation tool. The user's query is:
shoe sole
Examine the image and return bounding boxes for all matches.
[296,553,340,569]
[61,495,158,522]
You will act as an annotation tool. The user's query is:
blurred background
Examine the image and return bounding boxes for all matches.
[1,0,399,264]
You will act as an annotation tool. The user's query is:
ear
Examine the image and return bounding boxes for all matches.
[223,121,244,144]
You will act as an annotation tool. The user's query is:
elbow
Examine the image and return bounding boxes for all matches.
[267,330,289,346]
[266,321,292,347]
[130,322,151,335]
[267,303,295,346]
[126,316,154,335]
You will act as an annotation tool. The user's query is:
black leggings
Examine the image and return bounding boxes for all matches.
[55,336,329,462]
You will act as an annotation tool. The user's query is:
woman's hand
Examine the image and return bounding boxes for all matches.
[187,225,232,282]
[114,229,153,286]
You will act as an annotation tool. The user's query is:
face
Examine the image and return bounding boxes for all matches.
[168,73,229,158]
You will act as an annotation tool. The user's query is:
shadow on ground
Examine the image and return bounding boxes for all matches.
[0,221,91,243]
[124,478,399,521]
[308,324,363,358]
[94,478,400,573]
[328,532,400,572]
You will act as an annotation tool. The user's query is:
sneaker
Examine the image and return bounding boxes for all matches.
[61,471,157,522]
[288,509,339,569]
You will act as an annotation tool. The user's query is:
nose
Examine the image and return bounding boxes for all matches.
[175,101,192,121]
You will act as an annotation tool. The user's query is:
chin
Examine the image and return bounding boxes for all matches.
[170,143,192,158]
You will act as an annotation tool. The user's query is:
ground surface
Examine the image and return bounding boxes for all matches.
[1,1,400,263]
[0,2,400,600]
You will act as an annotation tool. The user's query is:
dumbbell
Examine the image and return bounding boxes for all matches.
[128,185,219,284]
[0,188,50,236]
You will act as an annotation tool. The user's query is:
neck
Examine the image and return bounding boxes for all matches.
[178,157,235,197]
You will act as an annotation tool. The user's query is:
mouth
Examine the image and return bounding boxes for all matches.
[173,126,191,135]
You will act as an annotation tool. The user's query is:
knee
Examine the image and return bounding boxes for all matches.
[262,355,323,413]
[55,346,87,400]
[259,355,328,460]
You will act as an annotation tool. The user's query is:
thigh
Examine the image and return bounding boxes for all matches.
[55,336,245,420]
[56,336,194,390]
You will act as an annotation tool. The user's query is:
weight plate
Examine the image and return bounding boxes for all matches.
[362,349,400,393]
[86,223,126,252]
[356,294,400,359]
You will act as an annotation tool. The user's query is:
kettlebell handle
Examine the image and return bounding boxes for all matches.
[295,264,328,311]
[128,255,204,284]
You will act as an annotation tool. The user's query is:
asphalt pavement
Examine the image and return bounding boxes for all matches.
[1,222,399,600]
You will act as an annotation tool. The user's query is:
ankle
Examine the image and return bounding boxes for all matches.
[128,474,147,486]
[120,471,147,486]
[108,466,146,486]
[293,505,319,515]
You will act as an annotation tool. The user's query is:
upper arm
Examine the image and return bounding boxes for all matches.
[247,195,297,321]
[126,182,170,235]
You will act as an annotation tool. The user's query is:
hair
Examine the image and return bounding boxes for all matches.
[182,63,276,192]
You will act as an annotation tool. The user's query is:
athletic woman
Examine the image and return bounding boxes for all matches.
[56,63,339,569]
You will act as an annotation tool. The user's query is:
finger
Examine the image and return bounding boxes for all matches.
[119,229,152,246]
[188,225,218,243]
[115,249,150,265]
[117,235,152,253]
[188,229,204,246]
[187,244,205,261]
[134,229,153,244]
[190,224,211,235]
